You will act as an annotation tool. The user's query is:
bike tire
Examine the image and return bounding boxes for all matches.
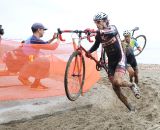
[64,51,85,101]
[134,35,147,56]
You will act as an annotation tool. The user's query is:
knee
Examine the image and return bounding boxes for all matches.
[127,68,134,77]
[113,78,122,86]
[134,69,138,74]
[35,57,50,68]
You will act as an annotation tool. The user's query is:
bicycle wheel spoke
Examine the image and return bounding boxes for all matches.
[75,55,83,84]
[68,56,82,93]
[72,56,82,80]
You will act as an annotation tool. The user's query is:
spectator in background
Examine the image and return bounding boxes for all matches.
[0,25,4,41]
[18,23,58,90]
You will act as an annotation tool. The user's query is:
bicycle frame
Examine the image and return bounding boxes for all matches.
[57,28,108,72]
[58,28,109,101]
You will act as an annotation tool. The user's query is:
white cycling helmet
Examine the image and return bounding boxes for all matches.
[93,12,108,21]
[123,30,131,36]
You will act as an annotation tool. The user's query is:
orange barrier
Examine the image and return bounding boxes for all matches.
[0,39,100,101]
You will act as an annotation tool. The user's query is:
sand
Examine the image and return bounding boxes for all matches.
[0,64,160,130]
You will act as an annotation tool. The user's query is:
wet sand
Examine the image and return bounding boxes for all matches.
[0,64,160,130]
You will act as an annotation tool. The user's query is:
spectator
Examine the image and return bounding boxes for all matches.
[0,25,4,41]
[18,23,58,90]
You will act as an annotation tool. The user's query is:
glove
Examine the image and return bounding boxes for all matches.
[84,28,95,34]
[85,51,92,58]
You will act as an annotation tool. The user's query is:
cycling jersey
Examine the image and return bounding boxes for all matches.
[89,25,126,77]
[130,39,139,48]
[122,42,134,56]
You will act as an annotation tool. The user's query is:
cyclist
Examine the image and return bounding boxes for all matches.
[122,30,142,51]
[86,12,140,111]
[122,30,142,84]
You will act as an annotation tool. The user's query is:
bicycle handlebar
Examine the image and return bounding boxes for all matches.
[131,27,139,32]
[131,27,139,37]
[57,28,97,42]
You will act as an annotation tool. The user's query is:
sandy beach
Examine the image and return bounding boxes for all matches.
[0,64,160,130]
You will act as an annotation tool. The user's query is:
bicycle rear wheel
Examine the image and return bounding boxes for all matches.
[64,51,85,101]
[134,35,147,56]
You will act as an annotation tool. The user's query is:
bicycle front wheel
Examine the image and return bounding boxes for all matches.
[134,35,147,56]
[64,51,85,101]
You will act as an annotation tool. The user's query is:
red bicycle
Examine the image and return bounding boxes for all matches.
[57,28,108,101]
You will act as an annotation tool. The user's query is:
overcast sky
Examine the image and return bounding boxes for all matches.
[0,0,160,63]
